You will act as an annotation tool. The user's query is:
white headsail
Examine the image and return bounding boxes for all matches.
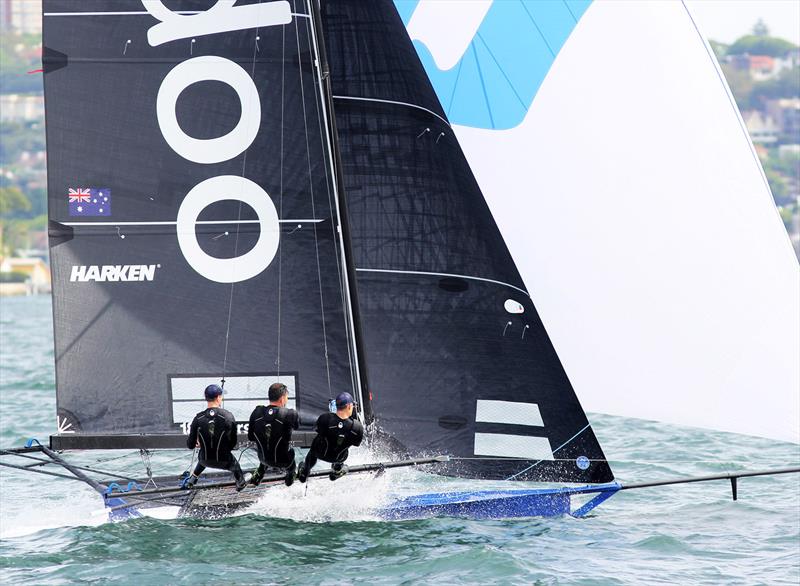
[405,0,800,443]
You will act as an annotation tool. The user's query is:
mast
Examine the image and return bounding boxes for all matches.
[308,0,373,422]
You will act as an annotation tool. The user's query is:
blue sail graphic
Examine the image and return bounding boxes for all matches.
[394,0,591,129]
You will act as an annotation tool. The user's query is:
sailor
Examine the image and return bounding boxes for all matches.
[298,392,364,482]
[182,384,246,491]
[247,382,300,486]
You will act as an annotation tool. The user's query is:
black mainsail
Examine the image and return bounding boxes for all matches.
[43,0,365,447]
[321,0,613,483]
[43,0,611,484]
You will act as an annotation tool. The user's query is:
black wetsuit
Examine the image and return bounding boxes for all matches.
[248,404,300,475]
[187,406,243,482]
[303,412,364,473]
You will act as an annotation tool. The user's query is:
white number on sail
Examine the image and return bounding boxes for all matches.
[176,176,279,283]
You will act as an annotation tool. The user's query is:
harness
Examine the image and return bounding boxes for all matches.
[315,415,357,461]
[253,405,294,464]
[196,408,233,461]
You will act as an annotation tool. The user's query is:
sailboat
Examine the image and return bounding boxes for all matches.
[1,0,797,521]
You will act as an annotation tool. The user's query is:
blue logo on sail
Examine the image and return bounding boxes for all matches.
[395,0,591,130]
[68,187,111,216]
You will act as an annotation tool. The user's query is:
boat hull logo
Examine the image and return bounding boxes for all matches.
[70,264,161,282]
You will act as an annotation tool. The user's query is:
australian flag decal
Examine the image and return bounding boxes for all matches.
[68,188,111,216]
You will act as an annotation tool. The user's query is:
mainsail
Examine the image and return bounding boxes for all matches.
[43,0,364,447]
[321,0,613,483]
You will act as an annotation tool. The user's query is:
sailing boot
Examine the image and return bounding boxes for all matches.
[297,461,309,483]
[181,474,199,489]
[329,463,349,481]
[250,466,264,487]
[284,462,297,487]
[235,474,248,492]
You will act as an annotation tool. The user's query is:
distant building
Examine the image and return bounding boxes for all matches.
[774,48,800,76]
[729,54,778,81]
[0,257,51,295]
[727,51,799,82]
[0,94,44,122]
[0,0,41,34]
[743,110,780,144]
[778,144,800,159]
[766,98,800,142]
[748,55,775,81]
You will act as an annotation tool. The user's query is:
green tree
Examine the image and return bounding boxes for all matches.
[0,32,43,94]
[752,19,769,37]
[778,205,797,233]
[709,40,729,60]
[0,121,46,166]
[764,167,789,204]
[0,214,46,257]
[0,186,31,217]
[720,63,754,111]
[749,66,800,107]
[727,35,796,57]
[770,151,800,177]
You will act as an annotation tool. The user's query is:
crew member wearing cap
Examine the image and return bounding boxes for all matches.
[298,392,364,482]
[182,384,246,491]
[247,382,300,487]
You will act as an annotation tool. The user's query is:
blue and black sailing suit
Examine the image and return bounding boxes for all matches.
[300,413,364,478]
[248,404,300,478]
[186,407,244,483]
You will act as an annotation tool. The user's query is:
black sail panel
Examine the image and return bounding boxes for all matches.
[44,0,359,445]
[322,0,613,483]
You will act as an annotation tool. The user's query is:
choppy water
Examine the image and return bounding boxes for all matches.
[1,295,798,585]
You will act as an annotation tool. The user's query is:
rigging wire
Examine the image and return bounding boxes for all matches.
[449,457,800,464]
[294,0,333,394]
[0,450,140,482]
[303,1,358,397]
[505,423,591,481]
[276,15,286,377]
[92,452,136,464]
[0,460,87,482]
[220,1,265,388]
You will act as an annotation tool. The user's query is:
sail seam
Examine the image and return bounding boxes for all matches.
[355,268,529,297]
[61,219,323,226]
[332,95,450,127]
[43,12,311,18]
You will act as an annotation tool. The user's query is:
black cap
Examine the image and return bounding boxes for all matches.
[204,384,224,400]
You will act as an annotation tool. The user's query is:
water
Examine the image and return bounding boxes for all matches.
[1,295,798,585]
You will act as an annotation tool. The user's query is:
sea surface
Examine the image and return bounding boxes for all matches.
[0,295,798,585]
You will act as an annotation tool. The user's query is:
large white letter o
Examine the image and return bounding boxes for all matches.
[156,55,261,164]
[177,176,279,283]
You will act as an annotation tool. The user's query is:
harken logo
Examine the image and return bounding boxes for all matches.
[70,264,161,282]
